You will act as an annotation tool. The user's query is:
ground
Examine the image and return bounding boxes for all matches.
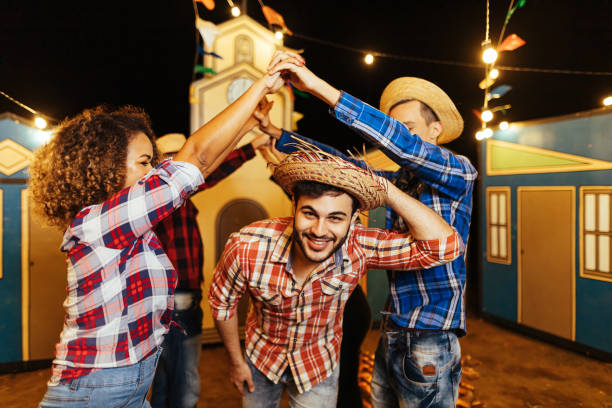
[1,317,611,407]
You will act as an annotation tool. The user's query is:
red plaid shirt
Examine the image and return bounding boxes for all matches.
[209,217,462,393]
[154,144,255,290]
[49,160,203,384]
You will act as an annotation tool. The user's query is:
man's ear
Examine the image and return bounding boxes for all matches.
[351,211,360,224]
[430,121,443,138]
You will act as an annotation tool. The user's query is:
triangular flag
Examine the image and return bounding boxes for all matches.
[505,0,526,23]
[472,109,483,119]
[498,34,526,52]
[197,45,223,58]
[196,18,219,49]
[194,65,217,75]
[490,85,512,99]
[261,5,293,35]
[196,0,215,10]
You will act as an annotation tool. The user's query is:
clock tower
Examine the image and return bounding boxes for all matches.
[189,15,296,342]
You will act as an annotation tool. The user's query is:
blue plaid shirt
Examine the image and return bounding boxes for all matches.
[275,92,477,335]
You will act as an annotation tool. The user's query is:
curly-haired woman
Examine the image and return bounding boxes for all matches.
[31,71,286,408]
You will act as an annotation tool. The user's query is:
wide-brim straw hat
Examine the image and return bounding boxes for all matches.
[156,133,187,154]
[271,139,387,211]
[379,77,463,144]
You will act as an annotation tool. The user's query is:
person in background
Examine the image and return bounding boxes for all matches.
[151,125,273,408]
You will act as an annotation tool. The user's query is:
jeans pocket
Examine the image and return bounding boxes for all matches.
[40,384,91,407]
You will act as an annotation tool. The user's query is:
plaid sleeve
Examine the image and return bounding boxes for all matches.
[332,92,478,201]
[69,159,204,250]
[275,129,395,179]
[208,232,248,320]
[199,143,255,191]
[355,224,464,271]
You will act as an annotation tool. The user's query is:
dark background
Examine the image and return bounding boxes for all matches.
[2,0,611,312]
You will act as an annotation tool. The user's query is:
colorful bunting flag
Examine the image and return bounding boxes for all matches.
[196,0,215,11]
[196,18,219,50]
[194,65,217,75]
[472,109,483,119]
[197,45,223,58]
[505,0,526,23]
[498,34,526,52]
[261,5,293,35]
[490,85,512,99]
[289,83,309,98]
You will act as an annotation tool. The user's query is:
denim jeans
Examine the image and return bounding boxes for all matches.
[243,358,339,408]
[151,290,203,408]
[370,329,461,408]
[39,347,163,408]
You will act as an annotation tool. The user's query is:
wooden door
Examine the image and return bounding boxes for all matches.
[518,187,574,340]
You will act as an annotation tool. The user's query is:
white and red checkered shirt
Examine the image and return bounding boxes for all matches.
[50,159,203,384]
[209,217,462,393]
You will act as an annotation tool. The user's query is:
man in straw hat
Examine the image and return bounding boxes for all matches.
[208,142,463,407]
[151,127,272,408]
[261,51,478,407]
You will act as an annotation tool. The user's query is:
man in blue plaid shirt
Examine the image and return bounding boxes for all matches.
[265,51,478,407]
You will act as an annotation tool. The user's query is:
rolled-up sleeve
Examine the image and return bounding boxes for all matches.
[208,233,248,320]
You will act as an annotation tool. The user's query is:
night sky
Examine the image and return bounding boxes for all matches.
[2,0,611,164]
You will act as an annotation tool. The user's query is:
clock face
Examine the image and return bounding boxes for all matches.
[227,77,254,104]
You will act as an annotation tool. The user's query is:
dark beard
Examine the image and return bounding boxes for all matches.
[291,221,350,264]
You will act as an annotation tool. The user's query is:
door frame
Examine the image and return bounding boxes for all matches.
[517,186,576,341]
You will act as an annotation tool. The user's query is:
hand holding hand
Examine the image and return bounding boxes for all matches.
[229,360,255,396]
[253,97,282,139]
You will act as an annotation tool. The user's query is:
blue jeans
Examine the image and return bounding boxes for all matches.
[151,290,203,408]
[243,358,339,408]
[39,347,163,408]
[370,329,461,408]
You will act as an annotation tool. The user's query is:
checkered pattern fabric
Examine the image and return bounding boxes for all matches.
[154,144,255,290]
[275,91,478,335]
[50,159,204,384]
[209,217,462,393]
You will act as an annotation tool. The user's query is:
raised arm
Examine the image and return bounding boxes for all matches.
[174,73,283,177]
[267,52,477,200]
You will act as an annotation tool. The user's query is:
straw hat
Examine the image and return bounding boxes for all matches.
[271,139,387,211]
[379,77,463,144]
[156,133,186,154]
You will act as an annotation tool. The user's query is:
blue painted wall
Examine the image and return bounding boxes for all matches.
[480,109,612,354]
[0,115,51,363]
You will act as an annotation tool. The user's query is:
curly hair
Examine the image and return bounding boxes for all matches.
[29,105,159,229]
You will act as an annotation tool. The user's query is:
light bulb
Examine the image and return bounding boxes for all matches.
[274,30,284,40]
[231,6,240,17]
[364,54,374,65]
[34,116,47,129]
[499,121,509,130]
[603,96,612,106]
[483,128,493,138]
[475,130,485,141]
[482,47,498,64]
[489,68,500,79]
[481,110,493,122]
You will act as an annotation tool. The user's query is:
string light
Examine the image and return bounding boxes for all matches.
[489,68,500,79]
[603,96,612,106]
[34,116,48,129]
[274,30,284,40]
[481,109,493,122]
[364,54,374,65]
[482,47,498,64]
[499,121,509,130]
[231,6,240,17]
